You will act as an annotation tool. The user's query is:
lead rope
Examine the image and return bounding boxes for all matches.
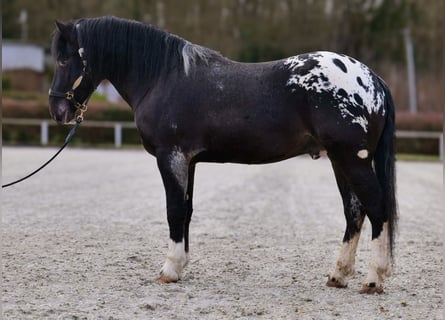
[4,35,91,188]
[4,27,92,188]
[2,115,83,188]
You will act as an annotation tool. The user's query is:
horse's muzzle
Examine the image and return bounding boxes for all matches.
[49,97,76,124]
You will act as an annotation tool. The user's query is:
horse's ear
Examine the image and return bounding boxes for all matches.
[55,20,70,35]
[55,20,77,45]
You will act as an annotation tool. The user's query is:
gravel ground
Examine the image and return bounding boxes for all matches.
[2,147,443,319]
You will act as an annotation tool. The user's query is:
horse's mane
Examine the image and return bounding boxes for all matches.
[53,16,219,81]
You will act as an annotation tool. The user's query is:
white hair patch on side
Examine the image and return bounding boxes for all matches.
[357,149,369,159]
[169,148,188,192]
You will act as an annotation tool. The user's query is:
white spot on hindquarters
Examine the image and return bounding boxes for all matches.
[160,239,189,282]
[284,51,385,132]
[284,51,384,112]
[357,149,369,159]
[352,116,368,132]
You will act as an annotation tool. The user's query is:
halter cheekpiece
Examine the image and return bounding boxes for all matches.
[49,43,91,121]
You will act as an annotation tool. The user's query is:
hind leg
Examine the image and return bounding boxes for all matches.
[359,222,391,294]
[327,162,366,288]
[331,155,391,294]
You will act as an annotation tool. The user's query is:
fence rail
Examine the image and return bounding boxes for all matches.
[3,118,443,159]
[3,118,137,148]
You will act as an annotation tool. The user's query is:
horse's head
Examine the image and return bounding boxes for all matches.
[49,20,95,124]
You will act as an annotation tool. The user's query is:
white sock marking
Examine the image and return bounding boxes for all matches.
[363,222,391,287]
[329,232,361,286]
[160,239,189,281]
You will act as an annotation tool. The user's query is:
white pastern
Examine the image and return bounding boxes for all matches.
[160,239,189,282]
[362,222,391,290]
[328,233,361,287]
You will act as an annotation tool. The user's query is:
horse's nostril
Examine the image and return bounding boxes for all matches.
[48,99,74,124]
[63,111,71,124]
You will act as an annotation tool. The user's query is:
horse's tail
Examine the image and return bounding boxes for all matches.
[374,79,398,261]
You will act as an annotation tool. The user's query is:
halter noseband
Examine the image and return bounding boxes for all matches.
[49,47,92,121]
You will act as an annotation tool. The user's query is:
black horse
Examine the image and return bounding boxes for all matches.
[49,16,397,294]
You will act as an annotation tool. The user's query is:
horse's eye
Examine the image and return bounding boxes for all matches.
[58,60,68,67]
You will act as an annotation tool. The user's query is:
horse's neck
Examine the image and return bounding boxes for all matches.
[96,36,175,108]
[106,75,145,108]
[99,54,156,108]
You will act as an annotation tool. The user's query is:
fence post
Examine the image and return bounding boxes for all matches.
[41,121,49,145]
[114,123,122,148]
[403,28,417,113]
[440,134,443,160]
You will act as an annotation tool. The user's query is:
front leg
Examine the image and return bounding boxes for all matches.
[157,149,191,283]
[160,239,189,283]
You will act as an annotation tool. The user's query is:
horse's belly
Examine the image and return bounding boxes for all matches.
[202,130,317,164]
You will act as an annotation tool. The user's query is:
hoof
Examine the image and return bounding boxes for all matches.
[159,275,178,284]
[359,282,384,294]
[326,276,348,288]
[159,265,180,283]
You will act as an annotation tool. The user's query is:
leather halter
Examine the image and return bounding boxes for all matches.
[48,47,92,120]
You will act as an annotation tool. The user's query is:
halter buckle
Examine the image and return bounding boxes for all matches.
[76,103,88,113]
[66,91,74,100]
[75,104,88,123]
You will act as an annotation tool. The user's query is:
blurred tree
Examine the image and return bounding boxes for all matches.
[2,0,440,67]
[2,0,443,111]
